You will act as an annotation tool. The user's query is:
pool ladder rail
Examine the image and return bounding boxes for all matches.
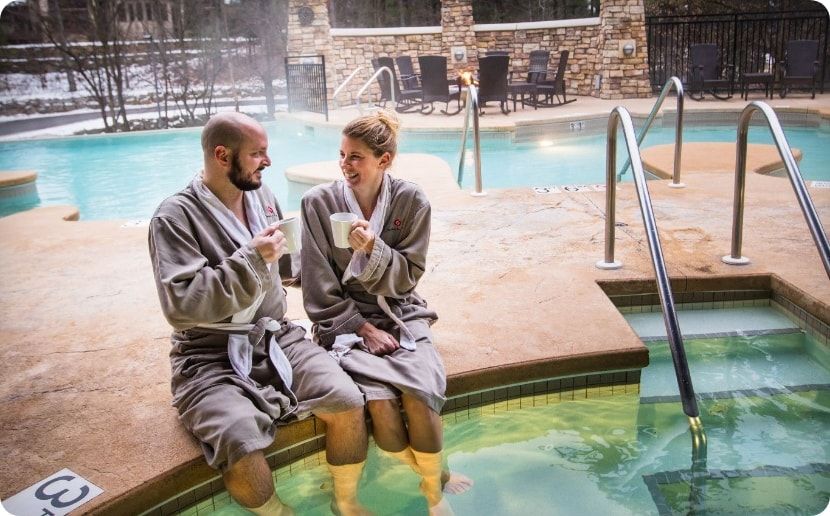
[618,76,685,188]
[722,101,830,278]
[597,106,702,425]
[330,65,398,114]
[331,66,364,110]
[456,83,486,196]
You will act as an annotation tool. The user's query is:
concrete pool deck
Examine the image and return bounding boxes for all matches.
[1,92,829,514]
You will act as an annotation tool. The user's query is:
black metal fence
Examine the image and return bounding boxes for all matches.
[645,10,829,92]
[285,55,328,121]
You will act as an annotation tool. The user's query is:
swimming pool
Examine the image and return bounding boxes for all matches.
[168,300,829,515]
[0,120,828,220]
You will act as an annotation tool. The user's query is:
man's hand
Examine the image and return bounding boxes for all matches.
[356,321,399,356]
[348,220,375,254]
[250,224,287,263]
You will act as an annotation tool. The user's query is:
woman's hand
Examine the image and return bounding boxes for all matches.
[348,219,375,254]
[356,321,399,356]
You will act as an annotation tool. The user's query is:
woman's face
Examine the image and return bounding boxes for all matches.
[339,135,391,197]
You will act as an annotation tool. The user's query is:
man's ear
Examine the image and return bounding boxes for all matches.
[214,145,231,166]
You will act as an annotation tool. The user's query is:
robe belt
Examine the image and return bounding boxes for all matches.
[195,317,294,389]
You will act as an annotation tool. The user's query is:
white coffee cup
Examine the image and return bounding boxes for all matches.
[330,212,358,248]
[277,216,301,254]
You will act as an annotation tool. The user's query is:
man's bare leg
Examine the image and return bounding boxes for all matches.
[317,407,372,516]
[223,451,293,515]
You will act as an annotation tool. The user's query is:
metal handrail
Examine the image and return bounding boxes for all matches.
[332,66,364,109]
[618,76,686,188]
[356,66,395,114]
[456,84,485,196]
[721,101,830,278]
[597,106,701,424]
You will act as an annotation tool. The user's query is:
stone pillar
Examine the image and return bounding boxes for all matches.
[441,0,477,75]
[595,0,651,99]
[286,0,334,96]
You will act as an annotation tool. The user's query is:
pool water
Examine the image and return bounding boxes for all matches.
[0,121,828,220]
[185,304,830,515]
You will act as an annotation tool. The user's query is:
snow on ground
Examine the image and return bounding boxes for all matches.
[0,101,282,141]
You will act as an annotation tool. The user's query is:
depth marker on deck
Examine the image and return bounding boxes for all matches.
[2,469,103,516]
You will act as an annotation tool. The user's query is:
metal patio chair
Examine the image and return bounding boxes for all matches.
[535,50,577,107]
[778,40,820,99]
[508,49,550,110]
[477,55,510,115]
[372,57,421,113]
[418,55,461,115]
[687,43,734,101]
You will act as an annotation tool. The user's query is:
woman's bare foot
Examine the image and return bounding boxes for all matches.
[441,470,474,495]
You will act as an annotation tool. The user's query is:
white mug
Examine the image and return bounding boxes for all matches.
[330,212,358,248]
[277,217,301,254]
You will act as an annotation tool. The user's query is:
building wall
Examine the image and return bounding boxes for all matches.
[286,0,651,103]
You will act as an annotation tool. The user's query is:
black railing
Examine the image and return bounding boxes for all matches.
[646,10,829,93]
[285,55,329,121]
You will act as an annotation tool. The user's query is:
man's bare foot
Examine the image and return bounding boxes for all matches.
[441,470,473,495]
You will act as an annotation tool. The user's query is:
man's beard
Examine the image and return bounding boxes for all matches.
[228,152,262,191]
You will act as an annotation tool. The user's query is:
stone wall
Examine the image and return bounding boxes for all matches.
[597,0,651,99]
[475,24,602,97]
[286,0,652,104]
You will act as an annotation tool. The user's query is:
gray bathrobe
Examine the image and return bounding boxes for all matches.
[300,175,447,413]
[149,179,363,470]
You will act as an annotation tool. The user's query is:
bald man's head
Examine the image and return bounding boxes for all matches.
[201,112,262,157]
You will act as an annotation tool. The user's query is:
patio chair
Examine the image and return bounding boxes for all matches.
[508,49,550,111]
[778,40,820,99]
[687,43,734,101]
[477,55,510,115]
[418,55,461,115]
[395,55,421,90]
[484,50,510,57]
[535,50,577,107]
[372,57,421,113]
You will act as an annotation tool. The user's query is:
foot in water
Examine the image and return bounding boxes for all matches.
[441,470,474,495]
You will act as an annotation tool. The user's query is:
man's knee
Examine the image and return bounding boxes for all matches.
[316,406,365,427]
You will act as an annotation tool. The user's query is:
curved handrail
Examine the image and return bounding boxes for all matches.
[456,84,485,196]
[356,66,395,114]
[332,66,364,109]
[618,76,685,188]
[721,101,830,278]
[597,106,701,423]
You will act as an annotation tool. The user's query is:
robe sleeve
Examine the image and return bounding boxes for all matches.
[274,202,300,288]
[300,195,367,348]
[148,215,271,331]
[352,202,430,299]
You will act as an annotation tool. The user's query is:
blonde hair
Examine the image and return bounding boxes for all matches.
[342,110,400,160]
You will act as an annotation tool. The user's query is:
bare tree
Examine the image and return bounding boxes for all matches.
[38,0,132,132]
[237,0,287,115]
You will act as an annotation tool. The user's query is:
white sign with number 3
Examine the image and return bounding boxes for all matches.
[1,469,103,516]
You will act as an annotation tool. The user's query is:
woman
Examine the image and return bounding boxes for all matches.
[300,111,469,515]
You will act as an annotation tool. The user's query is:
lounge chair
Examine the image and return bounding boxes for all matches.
[417,55,461,115]
[508,49,550,111]
[395,55,420,91]
[477,55,510,115]
[535,50,576,107]
[372,57,421,113]
[778,40,820,99]
[687,43,734,101]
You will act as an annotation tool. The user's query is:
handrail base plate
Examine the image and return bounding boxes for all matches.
[722,255,751,265]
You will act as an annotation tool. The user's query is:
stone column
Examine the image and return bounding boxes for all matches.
[596,0,651,99]
[441,0,477,75]
[286,0,334,96]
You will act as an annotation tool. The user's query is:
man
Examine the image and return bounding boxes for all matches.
[148,112,370,515]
